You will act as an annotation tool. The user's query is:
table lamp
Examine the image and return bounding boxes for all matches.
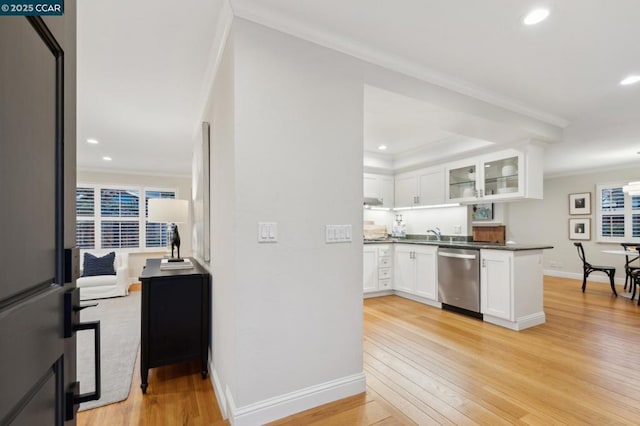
[148,199,189,262]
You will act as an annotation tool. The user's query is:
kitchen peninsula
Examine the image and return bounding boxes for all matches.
[363,238,553,331]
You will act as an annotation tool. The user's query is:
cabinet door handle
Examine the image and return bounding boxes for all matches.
[480,189,484,198]
[416,196,420,204]
[482,259,486,267]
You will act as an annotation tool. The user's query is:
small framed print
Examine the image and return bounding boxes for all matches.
[569,192,591,215]
[472,203,493,221]
[569,218,591,240]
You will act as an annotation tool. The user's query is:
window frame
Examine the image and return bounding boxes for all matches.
[595,182,640,243]
[76,184,178,251]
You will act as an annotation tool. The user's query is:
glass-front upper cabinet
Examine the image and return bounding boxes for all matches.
[482,155,522,198]
[445,151,525,202]
[446,161,479,202]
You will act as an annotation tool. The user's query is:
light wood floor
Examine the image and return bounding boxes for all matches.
[79,276,640,425]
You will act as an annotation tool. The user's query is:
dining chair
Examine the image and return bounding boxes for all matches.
[573,242,617,296]
[631,269,640,305]
[620,243,640,291]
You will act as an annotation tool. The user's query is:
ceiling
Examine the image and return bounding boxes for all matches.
[77,0,640,177]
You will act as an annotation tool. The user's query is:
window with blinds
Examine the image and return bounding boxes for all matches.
[76,187,96,248]
[145,190,176,247]
[75,185,177,250]
[596,184,640,242]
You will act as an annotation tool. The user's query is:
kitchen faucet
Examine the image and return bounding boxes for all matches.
[427,227,442,241]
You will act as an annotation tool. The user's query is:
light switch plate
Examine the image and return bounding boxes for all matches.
[325,224,352,243]
[258,222,277,243]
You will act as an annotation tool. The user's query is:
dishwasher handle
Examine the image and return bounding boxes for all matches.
[438,251,477,260]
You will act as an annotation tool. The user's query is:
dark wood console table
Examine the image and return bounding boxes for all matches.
[139,258,210,394]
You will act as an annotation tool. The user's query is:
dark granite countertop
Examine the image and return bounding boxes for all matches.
[363,238,553,251]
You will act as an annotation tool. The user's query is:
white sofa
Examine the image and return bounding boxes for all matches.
[77,251,130,301]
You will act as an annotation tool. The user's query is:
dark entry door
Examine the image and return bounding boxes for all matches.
[0,9,77,425]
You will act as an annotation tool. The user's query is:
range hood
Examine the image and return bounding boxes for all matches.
[363,197,383,207]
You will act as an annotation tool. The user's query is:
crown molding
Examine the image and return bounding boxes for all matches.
[192,0,234,139]
[231,3,569,129]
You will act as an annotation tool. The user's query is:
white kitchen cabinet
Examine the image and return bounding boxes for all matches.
[393,245,415,292]
[445,145,543,203]
[480,249,546,330]
[364,173,394,208]
[394,166,445,208]
[363,246,379,293]
[414,246,438,300]
[480,250,512,320]
[393,244,438,301]
[363,245,393,294]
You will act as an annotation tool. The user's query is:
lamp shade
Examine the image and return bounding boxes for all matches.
[148,199,189,223]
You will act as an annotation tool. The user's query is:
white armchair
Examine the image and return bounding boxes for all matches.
[77,251,130,300]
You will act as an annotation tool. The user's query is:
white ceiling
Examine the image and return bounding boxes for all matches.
[77,0,640,177]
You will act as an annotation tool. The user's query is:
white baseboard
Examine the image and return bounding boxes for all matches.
[363,290,394,298]
[224,372,366,426]
[393,290,442,309]
[210,365,228,419]
[483,312,546,331]
[543,269,625,285]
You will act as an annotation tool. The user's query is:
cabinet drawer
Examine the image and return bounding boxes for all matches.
[379,278,392,289]
[378,246,392,257]
[378,257,392,268]
[379,268,392,280]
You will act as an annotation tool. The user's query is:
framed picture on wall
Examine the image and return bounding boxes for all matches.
[569,192,591,215]
[472,203,493,221]
[569,218,591,240]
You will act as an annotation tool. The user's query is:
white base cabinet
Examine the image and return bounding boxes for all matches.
[480,249,545,330]
[363,245,393,295]
[393,244,439,305]
[363,246,379,293]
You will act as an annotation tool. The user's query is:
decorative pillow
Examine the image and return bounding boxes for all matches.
[82,252,116,277]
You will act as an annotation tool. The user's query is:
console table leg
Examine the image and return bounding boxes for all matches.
[141,367,149,394]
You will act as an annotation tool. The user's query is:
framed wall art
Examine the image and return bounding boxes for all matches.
[472,203,494,221]
[192,121,211,262]
[569,192,591,215]
[569,218,591,240]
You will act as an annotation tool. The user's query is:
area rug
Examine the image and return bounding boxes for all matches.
[77,291,141,411]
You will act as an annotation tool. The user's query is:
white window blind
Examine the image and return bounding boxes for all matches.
[76,187,94,216]
[76,187,96,249]
[76,220,95,249]
[596,184,640,242]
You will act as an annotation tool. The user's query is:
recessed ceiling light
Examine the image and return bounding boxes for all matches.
[102,156,112,161]
[378,145,387,151]
[620,75,640,86]
[86,138,99,144]
[523,8,550,26]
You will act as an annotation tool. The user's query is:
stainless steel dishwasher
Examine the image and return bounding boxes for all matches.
[437,247,481,316]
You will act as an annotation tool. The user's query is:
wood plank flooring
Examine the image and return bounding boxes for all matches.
[79,276,640,425]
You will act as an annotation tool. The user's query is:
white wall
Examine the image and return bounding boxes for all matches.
[203,18,365,424]
[201,25,237,415]
[506,166,640,283]
[77,170,192,279]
